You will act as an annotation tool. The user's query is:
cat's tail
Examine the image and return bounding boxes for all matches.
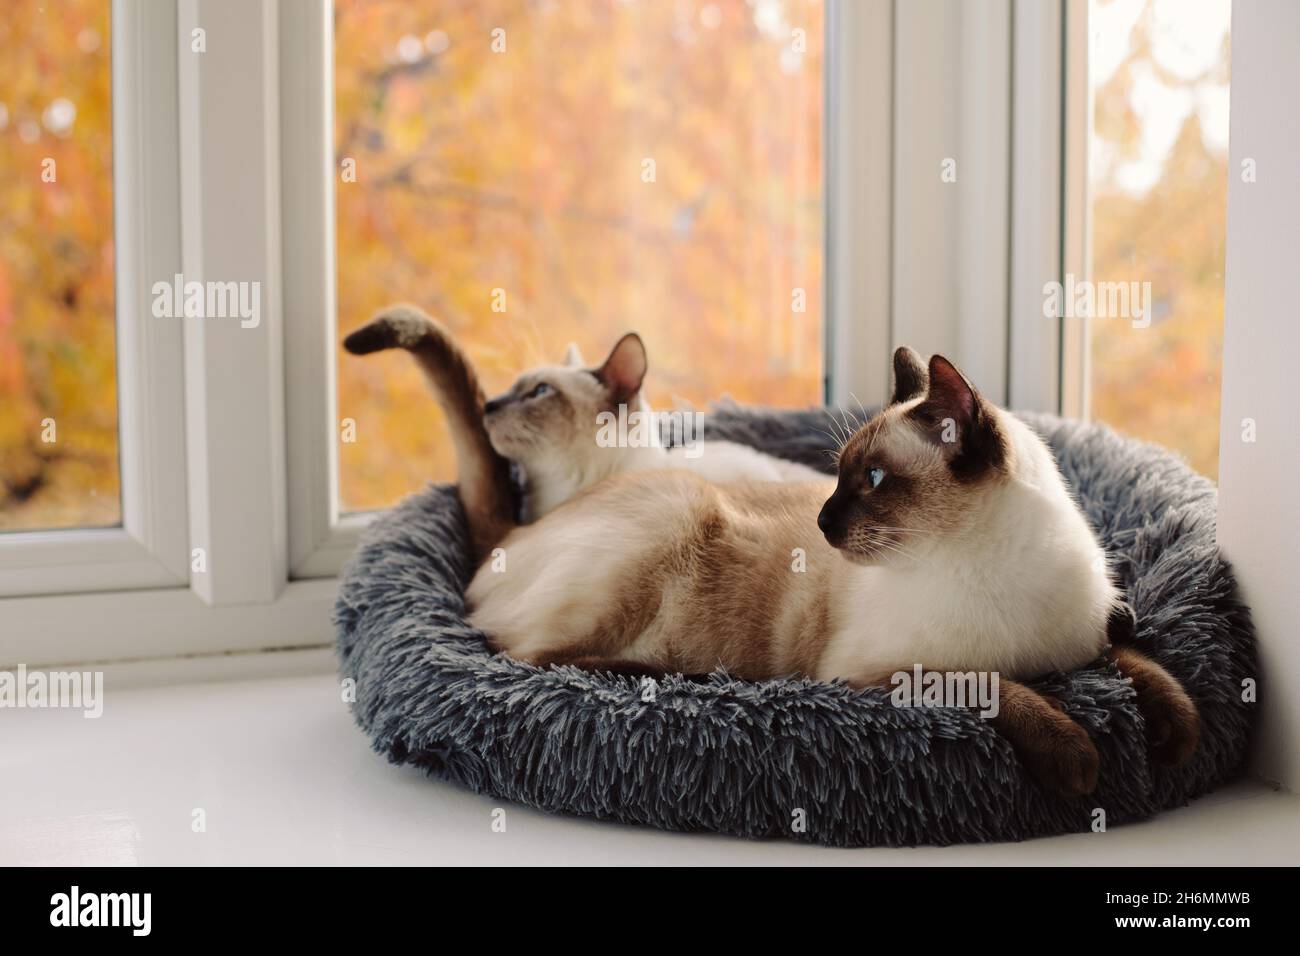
[343,305,516,561]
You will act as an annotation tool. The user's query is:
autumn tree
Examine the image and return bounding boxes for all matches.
[0,0,115,529]
[334,0,824,508]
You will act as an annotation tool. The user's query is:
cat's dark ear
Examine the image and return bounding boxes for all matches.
[925,355,978,428]
[595,332,647,405]
[909,354,1005,480]
[890,346,928,405]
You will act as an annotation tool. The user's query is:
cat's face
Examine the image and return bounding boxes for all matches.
[818,347,1009,565]
[483,334,647,467]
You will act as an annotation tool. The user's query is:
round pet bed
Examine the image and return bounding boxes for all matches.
[334,408,1256,847]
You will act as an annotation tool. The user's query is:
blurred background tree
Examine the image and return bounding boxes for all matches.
[0,0,1230,532]
[1090,0,1231,479]
[334,0,825,510]
[0,0,116,531]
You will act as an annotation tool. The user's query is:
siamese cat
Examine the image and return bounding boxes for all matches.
[479,326,823,519]
[344,305,1200,795]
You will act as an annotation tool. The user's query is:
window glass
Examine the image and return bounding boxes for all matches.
[0,0,117,530]
[1089,0,1231,479]
[334,0,824,510]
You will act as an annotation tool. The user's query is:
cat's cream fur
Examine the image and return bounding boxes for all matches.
[481,334,824,520]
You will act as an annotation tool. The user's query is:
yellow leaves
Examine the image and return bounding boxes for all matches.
[334,0,828,509]
[0,0,116,529]
[3,0,826,523]
[1088,0,1231,480]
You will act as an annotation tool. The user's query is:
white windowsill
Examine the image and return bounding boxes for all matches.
[1,668,1291,865]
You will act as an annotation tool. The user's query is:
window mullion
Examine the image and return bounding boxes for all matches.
[114,0,190,581]
[281,0,340,579]
[1007,0,1066,413]
[177,0,288,606]
[825,0,893,408]
[1059,0,1091,420]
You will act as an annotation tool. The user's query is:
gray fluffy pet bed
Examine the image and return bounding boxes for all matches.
[334,408,1256,847]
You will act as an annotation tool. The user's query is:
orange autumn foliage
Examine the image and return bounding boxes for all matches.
[0,0,1230,537]
[0,0,116,530]
[1089,0,1231,480]
[333,0,825,510]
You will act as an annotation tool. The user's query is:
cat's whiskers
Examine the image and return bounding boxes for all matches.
[821,411,850,447]
[849,391,869,425]
[869,538,922,563]
[813,426,845,450]
[836,404,857,440]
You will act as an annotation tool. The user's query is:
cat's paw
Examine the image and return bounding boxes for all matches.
[1017,700,1100,797]
[1109,645,1202,768]
[1140,681,1201,768]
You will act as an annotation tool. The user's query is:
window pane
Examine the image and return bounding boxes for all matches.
[1089,0,1230,479]
[335,0,824,511]
[0,0,117,531]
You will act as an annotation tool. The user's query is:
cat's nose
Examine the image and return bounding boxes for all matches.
[817,503,837,537]
[484,395,508,415]
[818,495,849,546]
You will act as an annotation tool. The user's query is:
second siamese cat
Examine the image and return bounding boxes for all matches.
[377,306,825,520]
[345,306,1201,795]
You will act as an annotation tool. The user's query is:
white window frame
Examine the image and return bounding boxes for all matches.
[281,0,366,580]
[0,0,335,668]
[825,0,893,408]
[1007,0,1067,413]
[1009,0,1088,419]
[827,0,1081,417]
[0,1,189,600]
[1060,0,1091,420]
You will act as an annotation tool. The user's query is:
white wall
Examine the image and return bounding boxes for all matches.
[1217,0,1300,790]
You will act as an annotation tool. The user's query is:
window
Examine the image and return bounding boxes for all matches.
[1087,0,1231,478]
[0,0,1244,667]
[0,0,117,531]
[332,0,825,511]
[0,0,187,609]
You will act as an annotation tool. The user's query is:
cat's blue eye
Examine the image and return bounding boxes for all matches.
[528,383,552,399]
[868,467,886,489]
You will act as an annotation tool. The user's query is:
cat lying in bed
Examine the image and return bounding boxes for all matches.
[344,305,1200,796]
